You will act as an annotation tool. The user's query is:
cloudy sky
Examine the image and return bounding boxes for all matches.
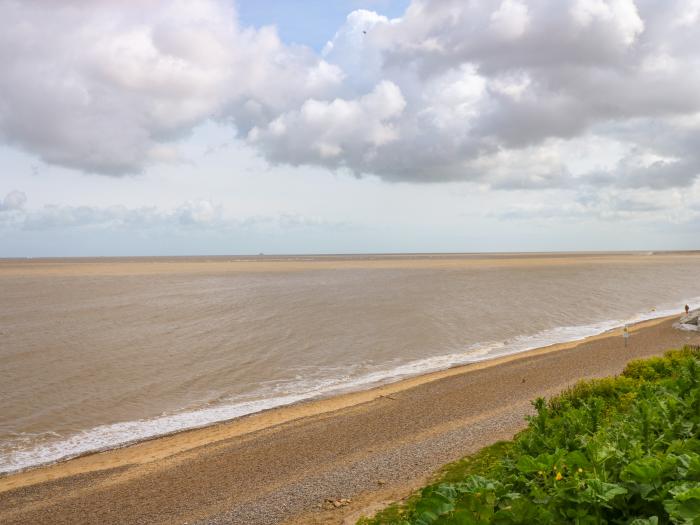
[1,0,699,257]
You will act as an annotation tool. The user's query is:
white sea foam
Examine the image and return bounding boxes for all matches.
[1,296,699,475]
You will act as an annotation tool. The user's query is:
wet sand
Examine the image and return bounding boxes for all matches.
[1,316,698,525]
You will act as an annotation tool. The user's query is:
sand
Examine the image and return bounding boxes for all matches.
[1,316,698,524]
[2,252,698,277]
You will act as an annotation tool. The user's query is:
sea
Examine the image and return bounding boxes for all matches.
[1,252,700,474]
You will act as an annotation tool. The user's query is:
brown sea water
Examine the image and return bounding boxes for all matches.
[1,252,700,473]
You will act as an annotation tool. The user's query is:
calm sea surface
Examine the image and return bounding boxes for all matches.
[2,252,700,473]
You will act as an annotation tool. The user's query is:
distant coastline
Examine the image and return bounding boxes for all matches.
[3,249,700,263]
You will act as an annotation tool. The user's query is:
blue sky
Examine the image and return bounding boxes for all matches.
[1,0,699,257]
[237,0,409,50]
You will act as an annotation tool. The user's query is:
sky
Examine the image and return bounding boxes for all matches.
[1,0,700,257]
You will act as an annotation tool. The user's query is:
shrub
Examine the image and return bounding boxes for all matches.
[359,346,700,525]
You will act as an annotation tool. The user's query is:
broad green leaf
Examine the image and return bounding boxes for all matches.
[622,457,664,485]
[565,450,591,469]
[664,487,700,524]
[582,479,628,505]
[515,455,542,474]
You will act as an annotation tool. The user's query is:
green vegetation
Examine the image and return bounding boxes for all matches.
[359,346,700,525]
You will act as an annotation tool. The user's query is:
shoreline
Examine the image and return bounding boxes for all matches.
[0,312,683,494]
[2,301,690,479]
[1,316,698,524]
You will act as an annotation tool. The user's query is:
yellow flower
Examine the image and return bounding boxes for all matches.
[538,470,544,476]
[578,468,583,473]
[555,472,563,481]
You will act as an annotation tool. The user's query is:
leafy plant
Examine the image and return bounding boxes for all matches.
[359,346,700,525]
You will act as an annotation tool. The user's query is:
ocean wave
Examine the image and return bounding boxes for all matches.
[1,296,698,475]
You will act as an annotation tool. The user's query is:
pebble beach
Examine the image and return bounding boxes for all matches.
[1,316,699,525]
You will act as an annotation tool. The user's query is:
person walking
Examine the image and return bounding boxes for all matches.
[623,325,629,348]
[686,304,691,316]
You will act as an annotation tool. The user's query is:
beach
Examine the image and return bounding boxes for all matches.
[4,0,700,521]
[3,0,699,521]
[1,315,698,524]
[4,253,700,476]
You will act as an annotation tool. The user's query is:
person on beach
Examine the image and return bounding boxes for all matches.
[686,304,691,315]
[623,325,629,347]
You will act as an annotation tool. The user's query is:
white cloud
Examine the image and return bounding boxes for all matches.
[0,190,27,211]
[248,81,406,167]
[571,0,644,46]
[0,194,343,237]
[176,200,221,225]
[494,183,700,225]
[0,0,699,196]
[0,0,342,174]
[490,0,530,40]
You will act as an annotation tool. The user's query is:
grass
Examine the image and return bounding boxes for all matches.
[358,345,700,525]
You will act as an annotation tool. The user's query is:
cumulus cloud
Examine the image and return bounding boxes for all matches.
[255,0,700,187]
[0,0,341,174]
[175,200,222,226]
[14,200,223,232]
[0,195,340,236]
[493,183,700,224]
[248,80,406,168]
[0,191,27,211]
[490,0,530,40]
[1,0,700,193]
